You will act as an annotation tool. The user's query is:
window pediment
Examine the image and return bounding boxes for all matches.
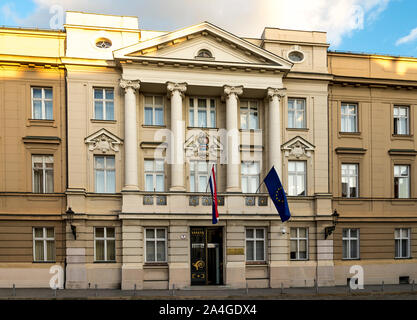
[85,129,123,153]
[282,136,315,159]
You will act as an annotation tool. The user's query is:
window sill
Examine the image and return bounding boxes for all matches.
[391,134,413,140]
[93,261,117,264]
[286,127,309,131]
[187,126,218,130]
[90,119,116,124]
[394,257,412,260]
[142,124,166,128]
[33,261,56,264]
[239,129,262,132]
[290,259,309,262]
[339,131,361,137]
[144,262,168,267]
[341,258,360,261]
[27,119,56,127]
[245,261,267,266]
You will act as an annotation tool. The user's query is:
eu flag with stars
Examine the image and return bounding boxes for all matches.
[264,166,291,222]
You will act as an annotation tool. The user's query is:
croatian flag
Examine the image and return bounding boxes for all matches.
[209,166,219,224]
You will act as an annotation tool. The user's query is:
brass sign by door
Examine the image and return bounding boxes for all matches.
[226,248,244,255]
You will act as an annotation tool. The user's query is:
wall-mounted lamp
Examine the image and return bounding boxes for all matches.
[324,209,339,240]
[66,207,77,240]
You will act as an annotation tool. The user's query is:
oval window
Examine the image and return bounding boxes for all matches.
[96,38,112,49]
[288,51,304,63]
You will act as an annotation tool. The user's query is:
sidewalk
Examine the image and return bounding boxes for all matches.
[1,284,417,300]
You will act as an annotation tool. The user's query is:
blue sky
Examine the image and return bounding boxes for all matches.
[1,0,417,58]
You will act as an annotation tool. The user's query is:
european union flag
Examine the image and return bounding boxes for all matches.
[264,166,291,222]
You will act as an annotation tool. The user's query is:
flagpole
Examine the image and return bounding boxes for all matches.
[205,164,215,193]
[254,181,264,194]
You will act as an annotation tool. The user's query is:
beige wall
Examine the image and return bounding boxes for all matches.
[0,28,66,287]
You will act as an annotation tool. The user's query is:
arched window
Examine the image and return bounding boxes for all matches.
[196,49,213,59]
[95,38,112,49]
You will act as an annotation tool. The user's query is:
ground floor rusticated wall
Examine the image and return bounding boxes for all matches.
[0,218,65,288]
[64,217,336,290]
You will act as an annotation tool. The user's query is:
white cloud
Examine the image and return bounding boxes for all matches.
[10,0,390,48]
[1,2,20,25]
[396,27,417,46]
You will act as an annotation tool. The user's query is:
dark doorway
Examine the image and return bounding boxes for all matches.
[190,227,223,285]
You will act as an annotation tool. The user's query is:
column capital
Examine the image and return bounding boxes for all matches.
[120,79,141,92]
[223,85,243,98]
[167,82,187,97]
[267,87,287,100]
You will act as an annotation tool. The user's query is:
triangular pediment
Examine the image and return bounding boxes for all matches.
[113,22,292,70]
[282,136,315,159]
[85,128,123,153]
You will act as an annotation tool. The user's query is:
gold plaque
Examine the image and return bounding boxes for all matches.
[227,248,244,255]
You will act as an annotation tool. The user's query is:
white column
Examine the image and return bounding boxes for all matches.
[267,87,286,177]
[224,85,243,192]
[120,79,140,190]
[167,82,187,191]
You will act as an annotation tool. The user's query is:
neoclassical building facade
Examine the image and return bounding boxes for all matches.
[0,11,415,289]
[62,12,333,289]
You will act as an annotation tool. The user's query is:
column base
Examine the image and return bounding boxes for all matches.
[225,262,246,288]
[122,185,139,192]
[121,264,144,290]
[168,262,190,289]
[169,186,186,192]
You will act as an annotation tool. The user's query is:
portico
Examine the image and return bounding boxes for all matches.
[63,12,333,291]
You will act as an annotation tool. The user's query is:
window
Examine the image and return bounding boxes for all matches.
[288,98,306,129]
[94,156,115,193]
[144,159,165,192]
[394,165,410,198]
[395,228,410,258]
[288,50,304,63]
[32,155,54,193]
[32,87,53,120]
[144,96,164,126]
[240,100,259,130]
[342,229,360,259]
[189,98,216,128]
[196,49,213,58]
[189,161,216,192]
[341,103,358,132]
[94,88,114,120]
[94,227,116,262]
[33,227,55,262]
[246,228,265,261]
[95,38,112,49]
[288,161,306,196]
[290,227,308,260]
[341,164,359,198]
[393,106,409,135]
[145,228,167,262]
[241,161,260,193]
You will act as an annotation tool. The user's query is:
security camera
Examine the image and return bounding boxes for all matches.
[280,227,287,235]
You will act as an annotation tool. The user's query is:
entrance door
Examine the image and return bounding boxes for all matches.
[190,227,223,285]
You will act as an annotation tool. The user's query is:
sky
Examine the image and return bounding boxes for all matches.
[1,0,417,57]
